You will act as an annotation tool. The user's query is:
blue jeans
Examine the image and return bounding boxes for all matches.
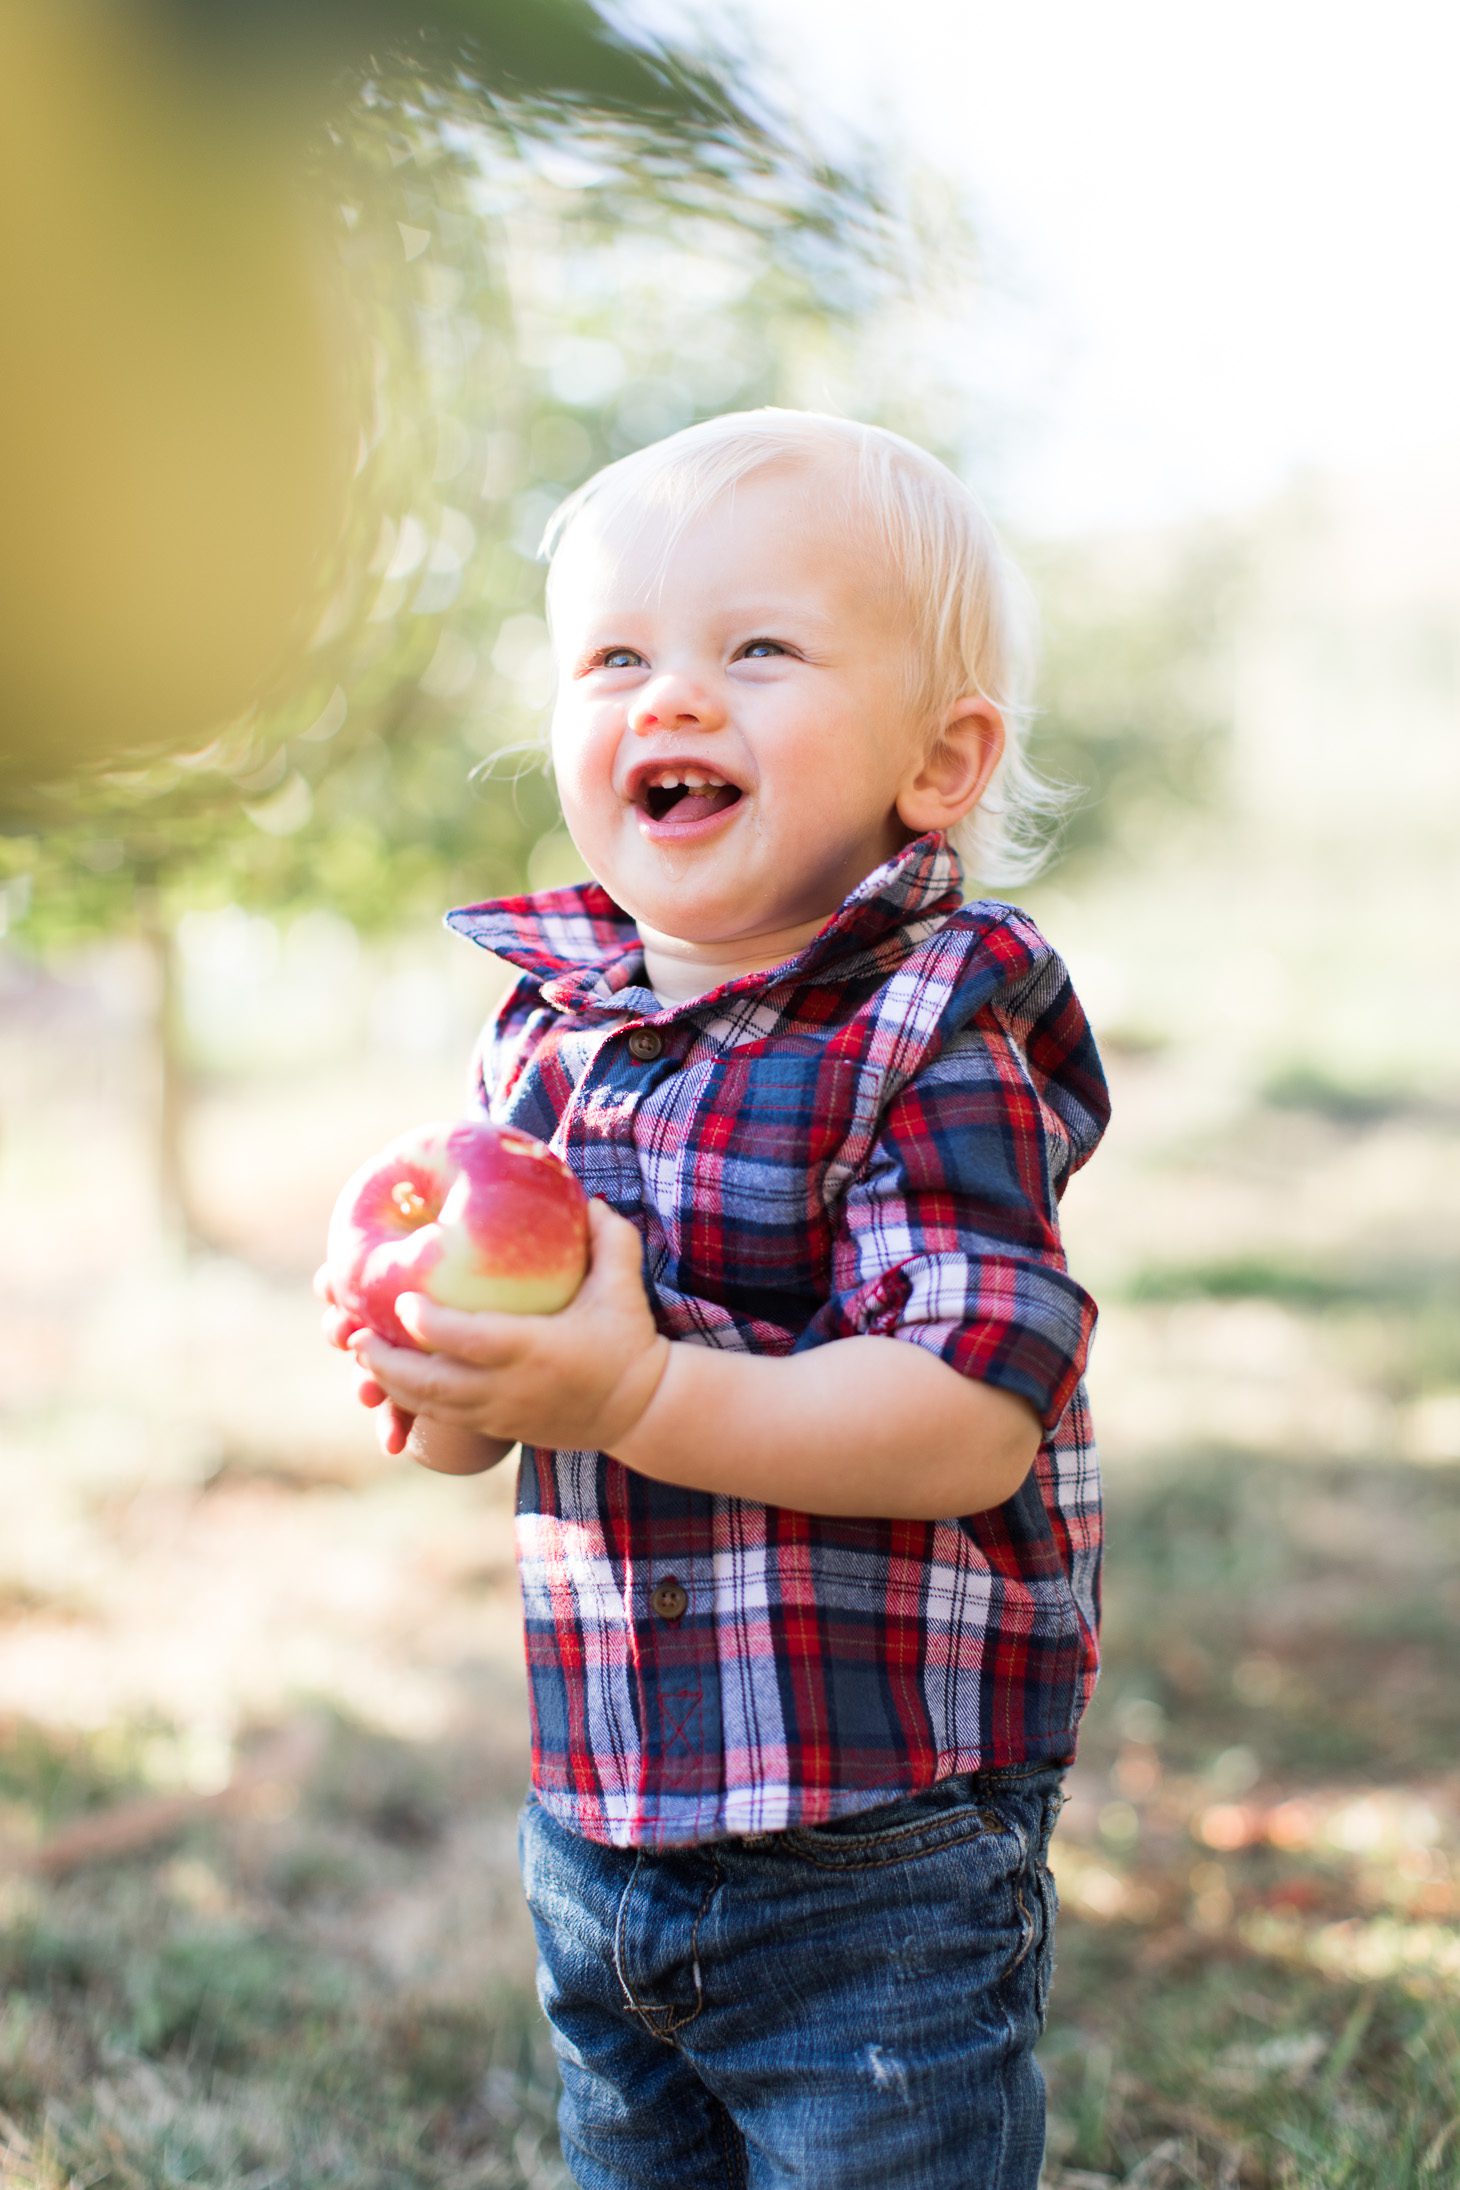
[519,1762,1065,2188]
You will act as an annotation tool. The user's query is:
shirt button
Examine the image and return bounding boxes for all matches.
[627,1027,663,1062]
[650,1575,689,1621]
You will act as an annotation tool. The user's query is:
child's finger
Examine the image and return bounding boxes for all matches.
[322,1306,364,1352]
[353,1345,502,1429]
[584,1196,647,1282]
[353,1365,386,1409]
[378,1401,414,1457]
[395,1293,522,1364]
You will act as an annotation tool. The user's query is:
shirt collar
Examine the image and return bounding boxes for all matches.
[444,830,965,1017]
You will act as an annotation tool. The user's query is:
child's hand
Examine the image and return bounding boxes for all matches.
[345,1199,670,1457]
[313,1264,417,1456]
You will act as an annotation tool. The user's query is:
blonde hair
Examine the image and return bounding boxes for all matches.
[540,407,1066,890]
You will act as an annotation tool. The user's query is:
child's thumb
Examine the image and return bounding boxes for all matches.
[587,1195,644,1271]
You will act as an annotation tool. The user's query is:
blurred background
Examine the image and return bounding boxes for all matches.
[1,2,1456,2183]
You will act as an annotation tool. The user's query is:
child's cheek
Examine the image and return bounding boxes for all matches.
[556,729,620,836]
[554,765,605,847]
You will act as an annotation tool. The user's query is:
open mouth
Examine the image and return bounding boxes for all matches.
[640,780,743,824]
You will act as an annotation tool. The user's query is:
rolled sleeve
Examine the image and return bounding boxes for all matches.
[804,1019,1100,1432]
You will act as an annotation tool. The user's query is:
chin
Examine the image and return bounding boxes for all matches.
[636,906,741,949]
[607,867,731,936]
[635,877,778,939]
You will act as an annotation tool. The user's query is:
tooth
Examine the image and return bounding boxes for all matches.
[640,767,734,796]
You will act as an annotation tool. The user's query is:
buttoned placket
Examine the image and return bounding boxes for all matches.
[581,1005,721,1808]
[621,1014,712,1788]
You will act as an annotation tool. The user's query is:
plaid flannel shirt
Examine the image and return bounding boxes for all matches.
[446,830,1110,1848]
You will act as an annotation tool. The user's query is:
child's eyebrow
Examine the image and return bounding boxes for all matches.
[570,600,844,645]
[719,599,839,632]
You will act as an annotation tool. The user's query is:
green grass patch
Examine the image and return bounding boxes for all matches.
[0,1719,163,1839]
[0,1891,350,2076]
[1045,1949,1460,2188]
[1116,1253,1460,1407]
[1089,1450,1460,1780]
[1122,1254,1454,1312]
[1043,1428,1460,2183]
[0,1880,564,2187]
[307,1705,456,1852]
[1259,1062,1460,1132]
[0,1701,565,2185]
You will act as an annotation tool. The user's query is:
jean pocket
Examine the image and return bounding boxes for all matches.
[1010,1852,1059,2029]
[779,1781,1022,1871]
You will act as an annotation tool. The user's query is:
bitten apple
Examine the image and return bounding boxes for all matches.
[326,1114,589,1347]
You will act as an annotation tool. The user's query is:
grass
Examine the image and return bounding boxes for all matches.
[1121,1254,1455,1314]
[1037,1437,1460,2187]
[1,1715,566,2189]
[1101,1450,1460,1764]
[1043,1958,1460,2188]
[1259,1062,1460,1131]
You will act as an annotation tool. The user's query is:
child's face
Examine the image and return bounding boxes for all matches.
[546,467,943,963]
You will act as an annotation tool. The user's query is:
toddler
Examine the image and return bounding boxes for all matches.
[328,410,1110,2188]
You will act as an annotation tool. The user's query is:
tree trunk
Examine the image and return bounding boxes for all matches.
[137,890,205,1253]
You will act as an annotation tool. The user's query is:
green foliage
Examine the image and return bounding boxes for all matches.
[2,36,902,954]
[1024,522,1246,873]
[1,23,1247,962]
[163,0,766,140]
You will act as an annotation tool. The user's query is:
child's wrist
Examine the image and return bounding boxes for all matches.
[604,1333,676,1464]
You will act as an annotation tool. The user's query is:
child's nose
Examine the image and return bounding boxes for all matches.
[628,671,726,735]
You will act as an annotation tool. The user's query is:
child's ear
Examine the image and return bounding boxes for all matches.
[895,698,1004,835]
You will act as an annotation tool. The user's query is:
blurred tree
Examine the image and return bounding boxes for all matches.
[0,0,866,796]
[0,22,899,1242]
[1022,525,1246,877]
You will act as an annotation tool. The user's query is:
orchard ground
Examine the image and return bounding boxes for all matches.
[2,828,1458,2189]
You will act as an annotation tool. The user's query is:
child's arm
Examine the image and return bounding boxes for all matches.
[610,1330,1038,1517]
[349,1200,1041,1520]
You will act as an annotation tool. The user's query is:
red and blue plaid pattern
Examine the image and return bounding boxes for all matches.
[446,831,1109,1847]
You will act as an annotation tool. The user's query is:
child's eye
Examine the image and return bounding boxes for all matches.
[584,645,644,673]
[737,638,788,660]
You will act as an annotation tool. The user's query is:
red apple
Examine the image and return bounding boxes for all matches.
[326,1114,589,1347]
